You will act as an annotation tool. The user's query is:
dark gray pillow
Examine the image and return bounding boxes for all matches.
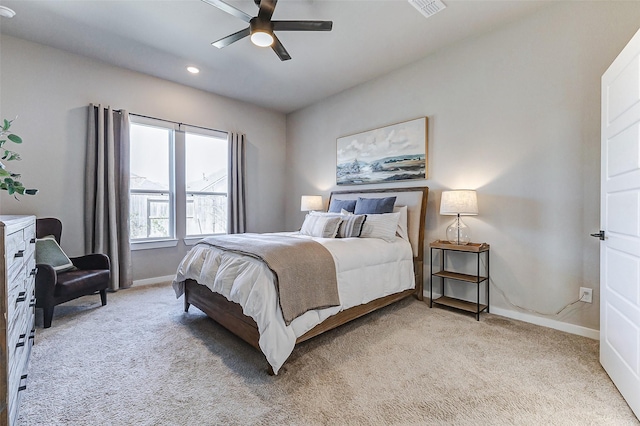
[336,214,366,238]
[328,198,356,213]
[354,196,397,214]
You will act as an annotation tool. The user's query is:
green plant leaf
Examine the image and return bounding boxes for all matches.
[0,117,37,198]
[3,150,20,161]
[7,134,22,144]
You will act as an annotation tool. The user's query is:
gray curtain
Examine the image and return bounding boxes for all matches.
[228,132,246,234]
[85,104,132,290]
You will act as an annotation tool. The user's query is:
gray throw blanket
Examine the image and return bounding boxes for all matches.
[199,233,340,325]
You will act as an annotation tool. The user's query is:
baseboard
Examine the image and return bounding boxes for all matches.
[422,290,599,340]
[490,306,600,340]
[132,275,174,287]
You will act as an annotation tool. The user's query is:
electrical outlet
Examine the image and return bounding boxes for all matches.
[579,287,593,303]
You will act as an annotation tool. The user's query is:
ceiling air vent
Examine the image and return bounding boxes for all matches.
[408,0,446,19]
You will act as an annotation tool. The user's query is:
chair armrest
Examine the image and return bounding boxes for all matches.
[35,263,58,302]
[70,253,110,270]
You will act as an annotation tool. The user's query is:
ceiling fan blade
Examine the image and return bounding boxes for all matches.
[212,27,250,48]
[271,35,291,61]
[272,20,333,31]
[201,0,252,23]
[257,0,277,22]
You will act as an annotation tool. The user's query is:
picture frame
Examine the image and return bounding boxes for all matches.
[336,117,427,185]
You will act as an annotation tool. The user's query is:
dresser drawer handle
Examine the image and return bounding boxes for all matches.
[15,333,26,348]
[14,250,24,258]
[16,292,27,303]
[18,374,27,392]
[30,237,36,244]
[29,298,36,308]
[30,268,37,276]
[29,328,35,340]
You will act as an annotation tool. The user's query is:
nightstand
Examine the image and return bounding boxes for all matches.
[429,240,490,320]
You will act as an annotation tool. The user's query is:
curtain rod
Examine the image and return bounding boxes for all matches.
[113,109,224,134]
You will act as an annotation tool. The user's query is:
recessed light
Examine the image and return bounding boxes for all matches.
[0,6,16,18]
[186,66,200,74]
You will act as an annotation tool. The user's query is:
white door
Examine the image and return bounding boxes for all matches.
[600,27,640,419]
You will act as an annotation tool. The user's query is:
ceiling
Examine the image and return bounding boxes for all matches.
[0,0,548,113]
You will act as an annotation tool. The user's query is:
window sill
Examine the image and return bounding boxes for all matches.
[131,239,179,251]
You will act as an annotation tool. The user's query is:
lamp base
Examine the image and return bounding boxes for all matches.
[445,216,470,245]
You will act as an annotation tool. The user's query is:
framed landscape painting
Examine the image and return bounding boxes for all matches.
[336,117,427,185]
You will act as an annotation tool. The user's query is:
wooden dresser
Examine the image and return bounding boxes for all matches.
[0,216,36,425]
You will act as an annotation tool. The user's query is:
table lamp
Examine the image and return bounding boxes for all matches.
[300,195,323,212]
[440,190,478,245]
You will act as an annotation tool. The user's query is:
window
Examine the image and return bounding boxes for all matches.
[129,116,228,249]
[130,122,174,241]
[185,130,228,236]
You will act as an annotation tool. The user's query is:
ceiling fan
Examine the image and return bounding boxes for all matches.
[202,0,333,61]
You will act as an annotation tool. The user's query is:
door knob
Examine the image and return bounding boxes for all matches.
[590,230,605,240]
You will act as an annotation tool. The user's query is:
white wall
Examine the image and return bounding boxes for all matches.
[285,2,640,332]
[0,36,287,281]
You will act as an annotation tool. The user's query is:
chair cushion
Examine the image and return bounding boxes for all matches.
[54,269,109,298]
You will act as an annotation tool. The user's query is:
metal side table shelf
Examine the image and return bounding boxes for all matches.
[429,240,490,321]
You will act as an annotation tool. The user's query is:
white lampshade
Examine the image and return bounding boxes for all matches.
[301,195,323,212]
[440,190,478,216]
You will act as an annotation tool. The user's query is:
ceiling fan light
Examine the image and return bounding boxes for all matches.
[251,30,273,47]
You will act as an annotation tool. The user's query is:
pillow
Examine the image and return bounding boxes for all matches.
[328,198,356,213]
[394,205,409,241]
[309,211,342,218]
[336,214,366,238]
[300,214,342,238]
[360,212,401,242]
[35,236,75,272]
[354,196,396,215]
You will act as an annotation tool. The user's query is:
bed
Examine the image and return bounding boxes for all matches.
[172,186,428,374]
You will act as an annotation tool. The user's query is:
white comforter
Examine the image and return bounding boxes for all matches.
[172,232,414,374]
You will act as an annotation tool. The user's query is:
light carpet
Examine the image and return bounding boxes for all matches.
[18,283,638,425]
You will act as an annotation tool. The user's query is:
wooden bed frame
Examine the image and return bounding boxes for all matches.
[183,186,428,371]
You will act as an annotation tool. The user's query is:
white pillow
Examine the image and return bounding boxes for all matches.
[300,214,342,238]
[309,211,342,218]
[359,212,401,242]
[393,205,408,241]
